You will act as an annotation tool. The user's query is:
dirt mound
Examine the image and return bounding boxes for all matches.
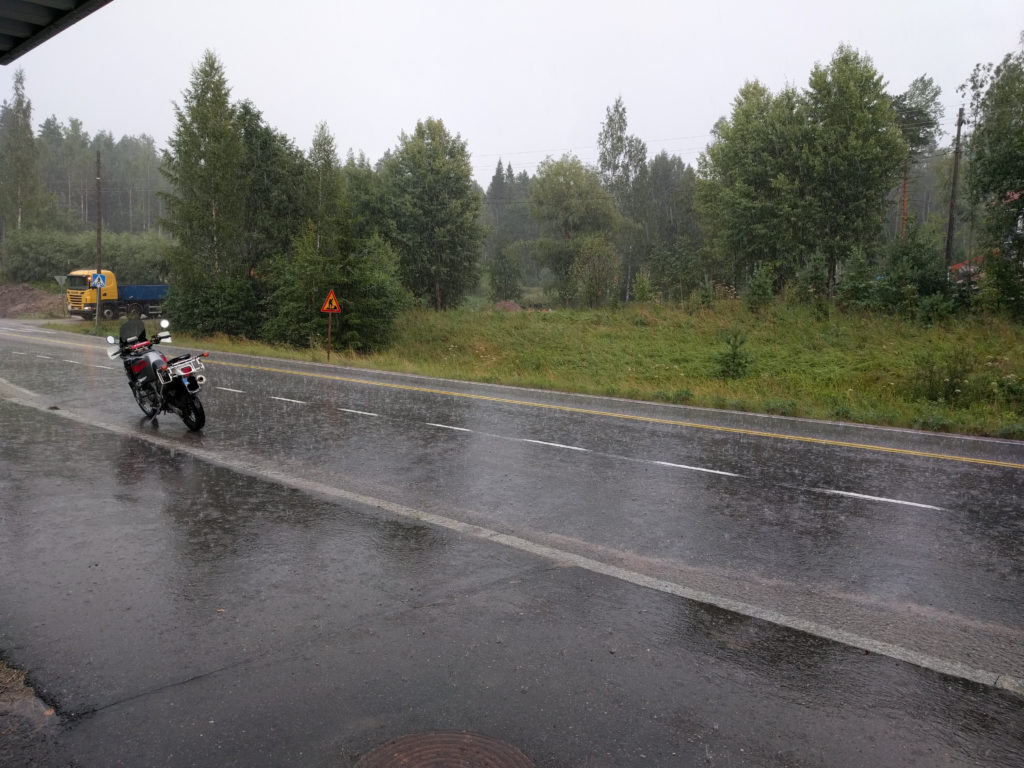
[0,285,65,318]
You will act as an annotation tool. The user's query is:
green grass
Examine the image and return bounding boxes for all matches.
[49,301,1024,438]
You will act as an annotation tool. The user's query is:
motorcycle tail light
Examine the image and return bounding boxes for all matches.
[181,366,193,375]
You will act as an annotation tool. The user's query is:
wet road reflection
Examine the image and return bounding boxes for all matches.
[2,328,1023,678]
[1,383,1023,766]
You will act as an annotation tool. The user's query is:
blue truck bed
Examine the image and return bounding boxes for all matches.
[119,285,169,301]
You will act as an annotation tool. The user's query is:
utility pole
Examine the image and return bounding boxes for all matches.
[900,159,910,239]
[95,151,102,329]
[944,107,965,270]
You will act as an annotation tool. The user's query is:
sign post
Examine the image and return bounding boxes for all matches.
[92,271,106,323]
[320,289,341,361]
[95,151,102,329]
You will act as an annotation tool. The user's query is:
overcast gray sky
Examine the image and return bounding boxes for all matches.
[6,0,1023,185]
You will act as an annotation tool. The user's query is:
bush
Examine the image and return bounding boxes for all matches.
[989,371,1024,414]
[908,347,975,405]
[487,242,523,303]
[715,328,752,379]
[915,292,955,325]
[745,263,775,313]
[687,274,716,311]
[792,251,829,305]
[570,235,620,308]
[977,248,1024,321]
[165,275,261,338]
[876,230,950,317]
[836,247,877,311]
[260,230,408,351]
[632,269,654,303]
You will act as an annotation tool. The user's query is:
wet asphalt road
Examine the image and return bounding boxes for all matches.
[1,320,1023,767]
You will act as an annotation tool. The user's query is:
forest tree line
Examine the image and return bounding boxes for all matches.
[0,39,1022,348]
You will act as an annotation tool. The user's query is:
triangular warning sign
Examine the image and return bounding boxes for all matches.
[320,289,341,313]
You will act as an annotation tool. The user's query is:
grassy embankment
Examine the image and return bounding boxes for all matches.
[57,300,1024,439]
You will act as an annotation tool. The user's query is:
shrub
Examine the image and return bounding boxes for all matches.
[633,269,654,303]
[990,373,1024,413]
[487,242,523,303]
[165,275,261,338]
[977,248,1024,321]
[260,230,408,351]
[836,247,877,311]
[915,292,955,325]
[715,328,752,379]
[875,230,950,317]
[745,263,775,313]
[570,235,620,308]
[792,251,829,305]
[908,347,975,404]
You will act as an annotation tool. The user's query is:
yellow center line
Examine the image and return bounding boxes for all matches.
[207,359,1024,471]
[4,331,1021,470]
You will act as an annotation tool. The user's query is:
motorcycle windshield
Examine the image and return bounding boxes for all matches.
[119,318,147,344]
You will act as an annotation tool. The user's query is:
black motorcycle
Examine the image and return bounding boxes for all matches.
[107,318,209,431]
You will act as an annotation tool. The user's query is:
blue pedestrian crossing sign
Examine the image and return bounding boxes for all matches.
[91,273,106,288]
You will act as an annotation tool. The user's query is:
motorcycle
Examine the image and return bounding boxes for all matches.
[107,318,209,431]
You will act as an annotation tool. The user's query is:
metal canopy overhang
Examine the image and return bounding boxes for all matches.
[0,0,114,66]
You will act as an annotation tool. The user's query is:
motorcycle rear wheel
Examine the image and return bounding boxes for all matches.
[180,395,206,432]
[133,383,159,418]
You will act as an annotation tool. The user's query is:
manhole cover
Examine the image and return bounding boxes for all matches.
[354,731,536,767]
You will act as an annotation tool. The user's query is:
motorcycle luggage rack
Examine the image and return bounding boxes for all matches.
[157,356,205,385]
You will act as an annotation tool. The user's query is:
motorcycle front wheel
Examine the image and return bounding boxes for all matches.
[180,395,206,432]
[133,382,159,418]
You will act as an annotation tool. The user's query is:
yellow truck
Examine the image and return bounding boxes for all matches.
[65,269,168,320]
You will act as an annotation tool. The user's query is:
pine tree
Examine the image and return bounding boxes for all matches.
[160,50,252,334]
[308,121,342,252]
[161,50,247,281]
